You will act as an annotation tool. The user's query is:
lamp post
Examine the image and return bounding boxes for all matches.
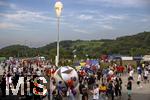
[55,1,63,67]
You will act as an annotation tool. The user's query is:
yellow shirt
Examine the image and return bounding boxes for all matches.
[99,85,107,91]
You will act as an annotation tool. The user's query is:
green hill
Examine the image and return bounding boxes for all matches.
[0,45,37,58]
[0,31,150,59]
[100,31,150,56]
[38,40,104,59]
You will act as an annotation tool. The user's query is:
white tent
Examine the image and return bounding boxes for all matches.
[121,56,133,61]
[143,55,150,61]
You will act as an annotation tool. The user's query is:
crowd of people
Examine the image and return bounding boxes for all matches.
[49,62,150,100]
[0,58,54,100]
[0,58,150,100]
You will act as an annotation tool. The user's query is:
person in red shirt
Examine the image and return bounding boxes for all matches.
[67,78,74,89]
[80,70,86,76]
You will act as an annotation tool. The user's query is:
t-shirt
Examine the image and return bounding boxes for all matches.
[79,84,85,94]
[13,67,17,73]
[88,77,95,85]
[108,83,114,92]
[129,70,134,77]
[144,71,149,77]
[67,79,74,88]
[137,67,142,74]
[93,88,99,100]
[127,81,132,90]
[99,85,107,92]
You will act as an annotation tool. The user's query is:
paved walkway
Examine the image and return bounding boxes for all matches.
[121,74,150,100]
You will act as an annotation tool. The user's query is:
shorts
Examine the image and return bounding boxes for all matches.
[144,76,148,80]
[129,76,133,80]
[127,90,132,96]
[137,81,140,85]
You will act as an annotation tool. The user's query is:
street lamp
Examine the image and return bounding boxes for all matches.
[55,1,63,66]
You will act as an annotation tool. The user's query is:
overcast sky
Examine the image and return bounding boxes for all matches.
[0,0,150,48]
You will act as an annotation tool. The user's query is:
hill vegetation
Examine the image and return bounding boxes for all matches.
[0,31,150,60]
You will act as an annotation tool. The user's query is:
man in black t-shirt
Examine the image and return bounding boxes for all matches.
[108,81,115,100]
[127,78,132,99]
[82,88,88,100]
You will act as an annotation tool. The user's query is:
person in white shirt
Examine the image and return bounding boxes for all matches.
[13,67,17,73]
[129,69,134,80]
[137,74,142,88]
[92,84,99,100]
[144,69,149,83]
